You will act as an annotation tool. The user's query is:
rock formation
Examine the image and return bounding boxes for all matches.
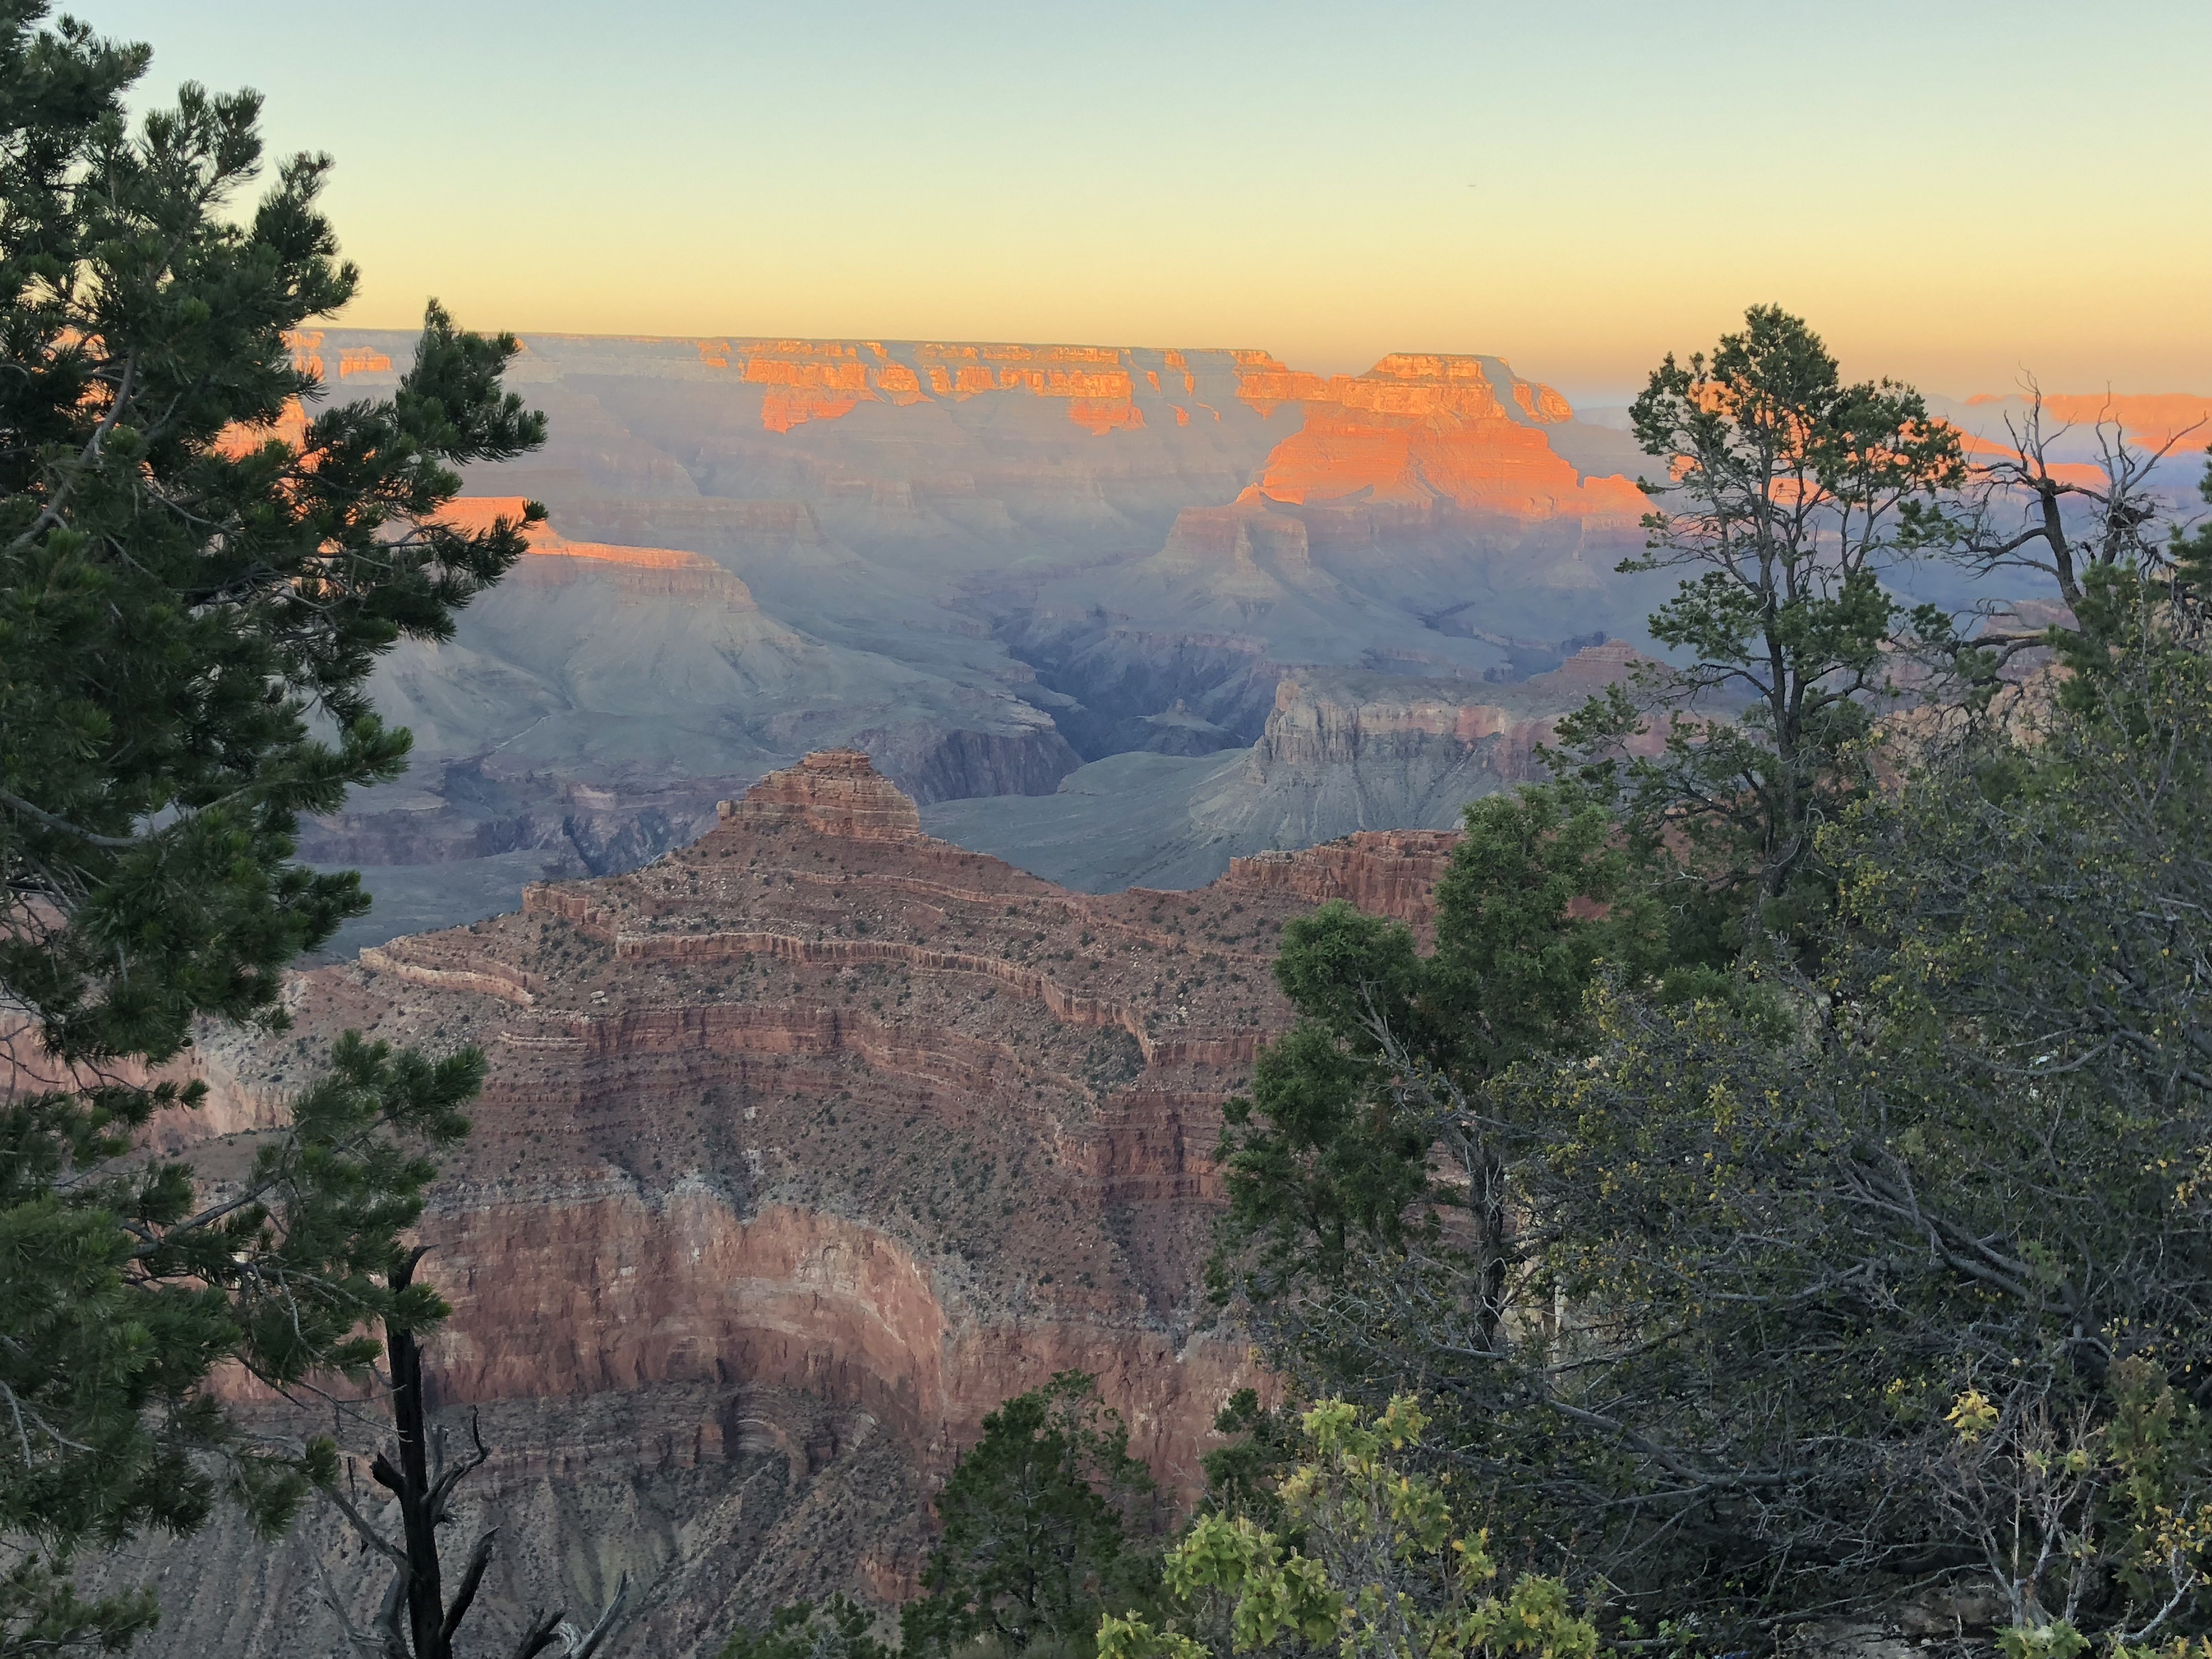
[717,748,926,840]
[101,753,1455,1657]
[1239,353,1645,523]
[276,328,1663,952]
[921,645,1661,894]
[1960,390,2212,454]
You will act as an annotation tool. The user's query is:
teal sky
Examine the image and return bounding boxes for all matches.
[88,0,2212,400]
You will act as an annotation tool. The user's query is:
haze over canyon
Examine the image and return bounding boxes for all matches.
[292,329,2209,953]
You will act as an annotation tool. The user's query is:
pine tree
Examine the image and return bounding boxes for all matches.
[902,1373,1161,1659]
[0,3,544,1647]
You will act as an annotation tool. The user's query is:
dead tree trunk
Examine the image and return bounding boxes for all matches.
[319,1248,629,1658]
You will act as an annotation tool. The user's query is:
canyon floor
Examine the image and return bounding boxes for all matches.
[95,751,1457,1657]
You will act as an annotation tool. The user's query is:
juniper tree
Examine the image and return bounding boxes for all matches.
[901,1372,1161,1659]
[1556,305,1963,953]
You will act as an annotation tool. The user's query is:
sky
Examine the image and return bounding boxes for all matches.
[92,0,2212,405]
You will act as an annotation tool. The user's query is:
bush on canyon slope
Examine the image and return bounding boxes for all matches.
[0,3,543,1650]
[1219,431,2212,1643]
[1098,1396,1596,1659]
[900,1372,1163,1659]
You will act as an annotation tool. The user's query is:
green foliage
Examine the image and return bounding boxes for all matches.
[0,9,543,1069]
[1555,304,1963,953]
[2172,454,2212,602]
[1198,1390,1298,1530]
[0,1556,154,1655]
[902,1372,1161,1659]
[0,3,541,1648]
[1098,1397,1595,1659]
[1221,557,2212,1639]
[1937,1357,2212,1659]
[0,1032,477,1550]
[1215,302,2212,1636]
[719,1595,893,1659]
[1214,782,1657,1298]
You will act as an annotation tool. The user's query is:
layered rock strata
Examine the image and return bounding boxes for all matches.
[110,752,1453,1656]
[918,645,1662,895]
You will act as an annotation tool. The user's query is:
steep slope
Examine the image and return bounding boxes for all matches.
[100,753,1454,1657]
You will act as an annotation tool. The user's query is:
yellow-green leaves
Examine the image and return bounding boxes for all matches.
[1119,1398,1593,1659]
[1946,1387,1998,1445]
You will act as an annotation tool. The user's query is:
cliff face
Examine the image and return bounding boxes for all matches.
[1960,391,2212,453]
[1239,353,1645,524]
[112,753,1455,1656]
[1172,648,1660,857]
[1226,832,1458,941]
[916,644,1663,899]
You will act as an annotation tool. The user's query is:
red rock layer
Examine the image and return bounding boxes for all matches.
[1963,391,2212,454]
[438,496,760,604]
[1224,833,1457,939]
[228,754,1454,1541]
[716,747,923,841]
[685,338,1165,435]
[1244,354,1645,523]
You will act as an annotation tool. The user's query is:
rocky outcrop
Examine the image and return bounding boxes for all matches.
[1244,353,1645,523]
[1225,832,1459,938]
[1256,673,1550,772]
[115,753,1458,1655]
[717,748,924,839]
[1181,646,1658,851]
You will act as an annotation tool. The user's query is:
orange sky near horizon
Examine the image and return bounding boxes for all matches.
[102,0,2212,403]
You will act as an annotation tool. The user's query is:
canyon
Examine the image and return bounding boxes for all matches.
[285,330,2206,952]
[98,752,1456,1657]
[294,333,1665,952]
[83,334,2212,1654]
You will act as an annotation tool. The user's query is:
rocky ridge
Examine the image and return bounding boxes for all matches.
[104,752,1455,1657]
[920,641,1661,893]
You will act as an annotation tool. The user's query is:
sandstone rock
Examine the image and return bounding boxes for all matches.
[1224,831,1458,938]
[1244,353,1646,523]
